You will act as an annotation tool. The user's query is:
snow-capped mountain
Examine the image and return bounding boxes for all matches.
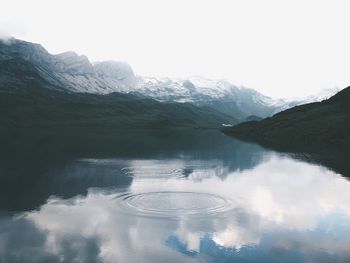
[135,76,284,118]
[0,38,339,119]
[0,38,136,93]
[135,77,341,118]
[284,87,341,105]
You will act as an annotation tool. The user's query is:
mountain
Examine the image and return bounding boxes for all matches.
[223,86,350,152]
[135,76,286,119]
[278,87,341,110]
[0,84,236,138]
[133,78,340,120]
[1,37,321,120]
[0,38,237,134]
[0,38,137,93]
[242,115,263,122]
[0,38,338,121]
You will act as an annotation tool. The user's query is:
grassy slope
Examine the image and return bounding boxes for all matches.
[223,87,350,152]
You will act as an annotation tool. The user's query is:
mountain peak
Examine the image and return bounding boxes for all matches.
[93,61,136,87]
[55,51,94,74]
[0,38,137,93]
[0,38,334,119]
[94,61,134,78]
[0,38,49,62]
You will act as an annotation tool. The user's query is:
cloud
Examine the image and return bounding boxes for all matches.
[0,30,12,42]
[1,0,350,97]
[0,20,26,42]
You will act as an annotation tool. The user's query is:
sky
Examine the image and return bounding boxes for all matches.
[1,0,350,98]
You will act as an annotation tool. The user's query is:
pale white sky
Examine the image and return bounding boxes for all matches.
[1,0,350,98]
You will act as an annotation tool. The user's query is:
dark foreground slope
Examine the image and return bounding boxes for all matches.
[0,86,236,157]
[223,86,350,152]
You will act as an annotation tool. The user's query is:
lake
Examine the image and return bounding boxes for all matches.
[0,130,349,263]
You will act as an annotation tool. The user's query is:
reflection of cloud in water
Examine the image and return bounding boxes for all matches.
[0,215,102,263]
[130,155,350,230]
[1,154,350,262]
[212,208,261,249]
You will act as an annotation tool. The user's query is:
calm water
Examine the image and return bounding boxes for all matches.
[0,131,350,263]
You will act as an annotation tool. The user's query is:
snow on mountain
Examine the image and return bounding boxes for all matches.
[1,38,339,119]
[0,38,137,93]
[94,61,137,88]
[134,76,285,118]
[268,87,343,114]
[285,87,341,104]
[137,76,247,101]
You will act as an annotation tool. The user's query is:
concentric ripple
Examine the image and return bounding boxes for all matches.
[116,191,232,218]
[121,166,189,179]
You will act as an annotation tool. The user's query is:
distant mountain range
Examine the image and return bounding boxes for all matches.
[136,76,283,119]
[0,38,338,121]
[223,86,350,152]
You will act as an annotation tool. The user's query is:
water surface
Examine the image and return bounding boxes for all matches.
[0,131,349,263]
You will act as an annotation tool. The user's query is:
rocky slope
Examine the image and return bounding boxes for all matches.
[0,38,136,93]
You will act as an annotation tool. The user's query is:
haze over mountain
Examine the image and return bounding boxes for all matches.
[0,38,240,134]
[0,38,338,120]
[4,0,350,99]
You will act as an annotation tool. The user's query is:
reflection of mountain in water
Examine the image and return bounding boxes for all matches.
[0,131,267,212]
[0,158,133,212]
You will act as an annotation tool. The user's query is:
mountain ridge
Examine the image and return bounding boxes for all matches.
[0,38,239,133]
[1,38,342,121]
[1,37,338,120]
[223,86,350,152]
